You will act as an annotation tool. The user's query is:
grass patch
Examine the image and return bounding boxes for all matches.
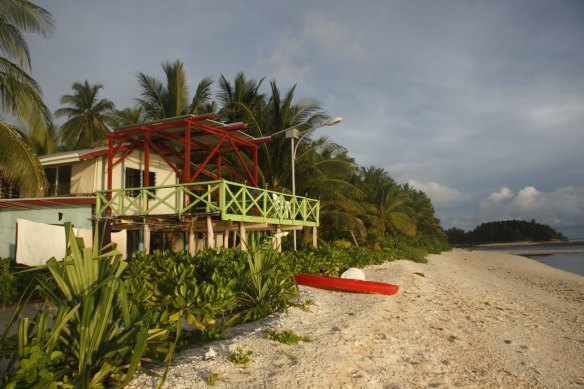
[228,347,253,366]
[268,329,311,345]
[206,372,220,386]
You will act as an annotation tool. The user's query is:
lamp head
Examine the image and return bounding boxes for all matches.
[327,117,343,126]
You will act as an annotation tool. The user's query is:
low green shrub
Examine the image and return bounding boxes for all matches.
[0,258,58,305]
[207,372,220,385]
[395,245,428,263]
[124,244,299,341]
[228,346,253,366]
[124,249,239,335]
[267,329,310,345]
[332,239,352,249]
[236,246,298,322]
[0,258,16,304]
[285,246,395,277]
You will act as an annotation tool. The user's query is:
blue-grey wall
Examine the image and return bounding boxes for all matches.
[0,205,93,258]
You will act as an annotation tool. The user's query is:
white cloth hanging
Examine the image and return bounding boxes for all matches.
[16,219,67,266]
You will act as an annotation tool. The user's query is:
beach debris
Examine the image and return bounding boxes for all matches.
[203,347,217,361]
[341,267,366,280]
[414,272,425,277]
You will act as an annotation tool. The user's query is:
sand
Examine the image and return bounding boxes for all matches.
[128,249,584,388]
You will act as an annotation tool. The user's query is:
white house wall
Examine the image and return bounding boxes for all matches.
[71,159,97,194]
[108,149,179,216]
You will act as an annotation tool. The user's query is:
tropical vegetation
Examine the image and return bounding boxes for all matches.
[1,224,171,388]
[445,219,567,244]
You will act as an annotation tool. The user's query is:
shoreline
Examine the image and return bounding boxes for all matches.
[473,240,584,248]
[129,249,584,388]
[456,241,584,254]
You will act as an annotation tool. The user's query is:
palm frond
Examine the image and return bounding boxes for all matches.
[162,60,188,116]
[189,76,213,115]
[0,121,46,196]
[0,0,54,69]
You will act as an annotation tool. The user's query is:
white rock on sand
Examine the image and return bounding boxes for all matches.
[128,249,584,388]
[341,267,366,281]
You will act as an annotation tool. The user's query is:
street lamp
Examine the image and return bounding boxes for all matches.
[271,116,343,250]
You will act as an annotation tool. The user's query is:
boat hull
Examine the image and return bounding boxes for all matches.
[294,274,399,296]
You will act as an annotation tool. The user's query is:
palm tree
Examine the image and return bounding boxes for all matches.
[358,167,416,239]
[296,137,365,243]
[107,107,144,128]
[215,72,265,124]
[0,0,54,197]
[136,60,213,120]
[55,80,115,150]
[403,184,440,235]
[253,80,327,189]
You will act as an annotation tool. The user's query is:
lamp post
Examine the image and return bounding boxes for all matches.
[271,117,343,250]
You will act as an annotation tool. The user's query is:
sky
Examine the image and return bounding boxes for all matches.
[27,0,584,239]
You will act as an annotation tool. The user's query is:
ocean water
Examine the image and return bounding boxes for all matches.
[476,245,584,277]
[525,253,584,277]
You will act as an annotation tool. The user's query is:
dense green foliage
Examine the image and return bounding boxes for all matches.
[0,258,57,305]
[445,219,567,244]
[123,246,298,336]
[0,258,16,303]
[1,225,169,388]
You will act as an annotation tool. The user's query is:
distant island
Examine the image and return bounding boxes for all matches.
[445,219,567,245]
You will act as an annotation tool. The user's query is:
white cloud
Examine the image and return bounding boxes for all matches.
[480,186,514,213]
[408,180,471,207]
[510,186,546,214]
[487,186,514,202]
[479,186,584,232]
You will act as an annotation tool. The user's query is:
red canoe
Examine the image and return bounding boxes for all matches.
[294,274,399,296]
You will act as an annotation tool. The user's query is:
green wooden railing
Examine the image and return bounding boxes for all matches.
[95,180,319,227]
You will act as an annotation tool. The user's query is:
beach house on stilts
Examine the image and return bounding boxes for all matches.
[0,114,320,262]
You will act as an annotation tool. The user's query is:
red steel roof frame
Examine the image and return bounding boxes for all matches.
[105,114,269,190]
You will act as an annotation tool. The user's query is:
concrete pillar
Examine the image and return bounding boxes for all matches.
[239,222,247,251]
[223,229,229,248]
[274,226,282,252]
[188,220,196,256]
[143,223,150,254]
[206,215,214,249]
[312,226,318,248]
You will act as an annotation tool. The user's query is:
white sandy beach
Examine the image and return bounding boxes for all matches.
[129,249,584,388]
